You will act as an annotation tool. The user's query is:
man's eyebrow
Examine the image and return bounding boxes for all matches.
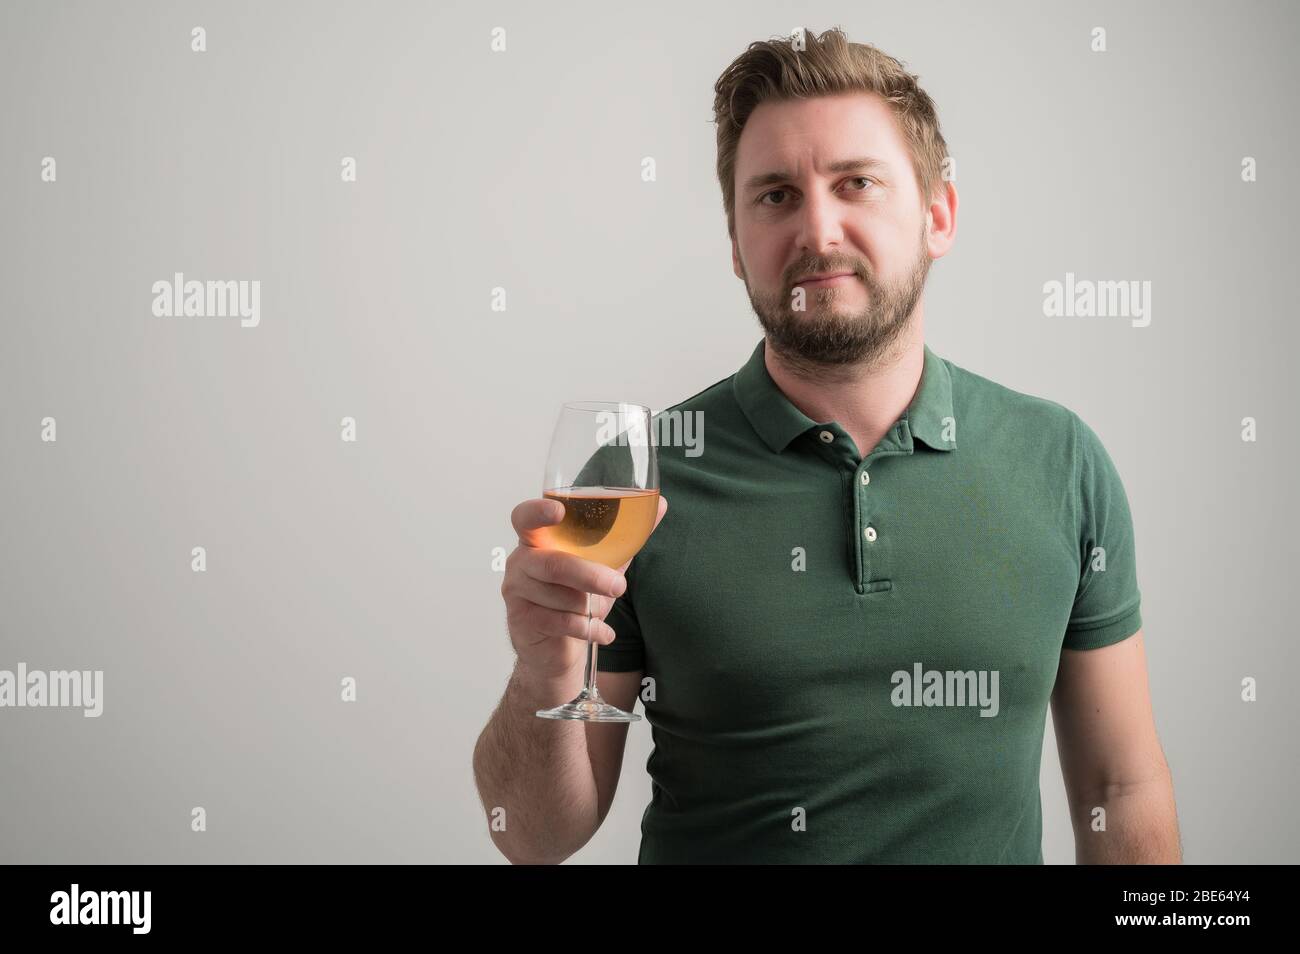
[742,157,890,193]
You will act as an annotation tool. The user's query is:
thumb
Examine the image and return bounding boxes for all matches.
[651,493,668,532]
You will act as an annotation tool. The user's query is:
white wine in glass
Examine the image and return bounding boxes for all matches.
[535,402,659,723]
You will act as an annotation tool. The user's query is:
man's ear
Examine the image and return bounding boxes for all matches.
[924,180,958,259]
[731,235,743,281]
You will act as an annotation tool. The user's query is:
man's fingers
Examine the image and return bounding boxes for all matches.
[512,497,564,547]
[514,603,616,645]
[652,493,668,530]
[509,575,616,619]
[525,548,627,599]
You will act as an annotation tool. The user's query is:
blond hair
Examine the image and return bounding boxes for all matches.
[713,26,949,239]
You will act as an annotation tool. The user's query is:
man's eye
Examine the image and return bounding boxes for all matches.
[758,177,873,206]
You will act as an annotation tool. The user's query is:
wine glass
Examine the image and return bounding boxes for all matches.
[534,401,659,722]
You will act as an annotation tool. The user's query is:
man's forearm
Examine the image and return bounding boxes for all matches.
[1072,769,1182,863]
[472,662,600,865]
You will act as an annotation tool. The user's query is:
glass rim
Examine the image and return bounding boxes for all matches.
[560,400,652,414]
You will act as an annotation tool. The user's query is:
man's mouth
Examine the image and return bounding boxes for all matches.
[795,271,857,288]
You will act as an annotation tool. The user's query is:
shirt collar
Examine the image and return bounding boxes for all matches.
[732,337,956,455]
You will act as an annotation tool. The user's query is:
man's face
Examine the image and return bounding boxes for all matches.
[731,92,940,368]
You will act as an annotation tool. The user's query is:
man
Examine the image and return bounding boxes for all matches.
[474,27,1180,864]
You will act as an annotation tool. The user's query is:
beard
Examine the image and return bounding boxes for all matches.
[741,229,931,373]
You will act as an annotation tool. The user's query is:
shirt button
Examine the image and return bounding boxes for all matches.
[860,471,870,486]
[864,526,877,542]
[818,430,834,443]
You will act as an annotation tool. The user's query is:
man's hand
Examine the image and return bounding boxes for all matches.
[501,494,669,680]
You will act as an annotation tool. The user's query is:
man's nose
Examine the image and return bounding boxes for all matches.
[795,188,846,256]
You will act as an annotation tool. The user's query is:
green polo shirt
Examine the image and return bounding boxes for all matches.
[596,337,1142,864]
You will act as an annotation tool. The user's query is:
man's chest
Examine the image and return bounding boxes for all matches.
[633,457,1079,728]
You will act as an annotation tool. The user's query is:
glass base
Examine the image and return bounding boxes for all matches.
[536,688,640,722]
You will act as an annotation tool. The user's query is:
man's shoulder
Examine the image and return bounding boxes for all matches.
[942,352,1083,438]
[646,367,748,467]
[652,372,734,420]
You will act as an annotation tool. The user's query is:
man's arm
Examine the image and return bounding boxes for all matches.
[472,665,641,864]
[1050,628,1182,863]
[585,670,643,822]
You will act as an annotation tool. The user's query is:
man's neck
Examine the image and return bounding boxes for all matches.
[763,315,926,461]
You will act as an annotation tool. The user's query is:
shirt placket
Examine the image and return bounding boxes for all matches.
[811,420,913,594]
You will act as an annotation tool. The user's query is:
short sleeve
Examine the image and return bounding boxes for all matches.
[1063,414,1143,650]
[597,556,646,672]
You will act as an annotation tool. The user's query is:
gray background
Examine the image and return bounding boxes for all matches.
[1,0,1296,863]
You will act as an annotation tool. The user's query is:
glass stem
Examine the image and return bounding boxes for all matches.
[582,590,599,700]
